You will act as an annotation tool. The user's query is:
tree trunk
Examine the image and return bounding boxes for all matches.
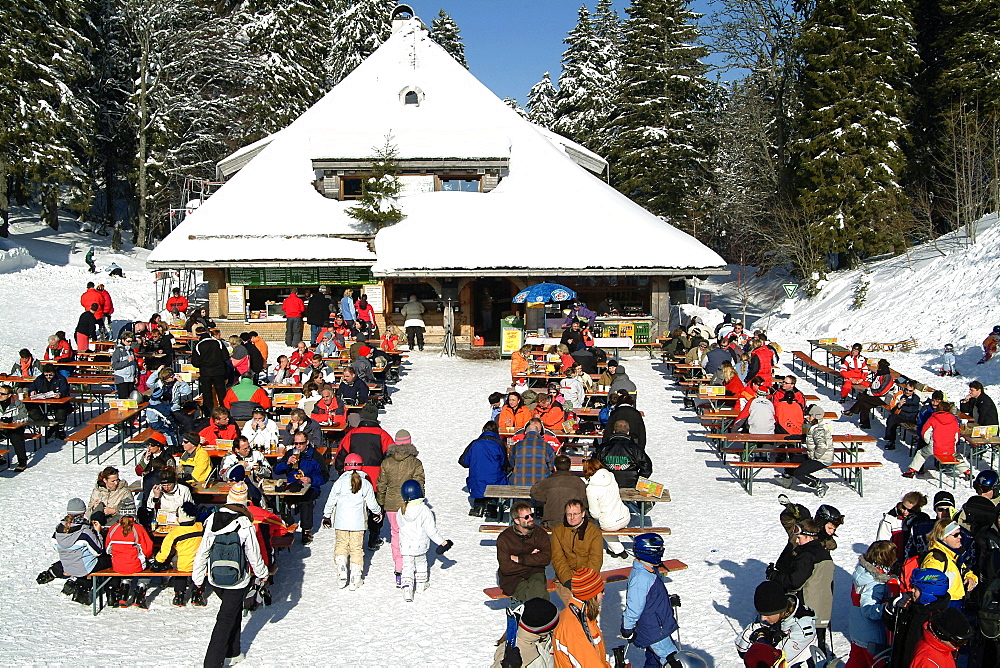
[134,32,151,248]
[43,188,59,230]
[0,148,8,237]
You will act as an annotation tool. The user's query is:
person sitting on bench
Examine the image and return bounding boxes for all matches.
[776,405,833,497]
[25,364,71,439]
[838,343,869,403]
[843,359,895,429]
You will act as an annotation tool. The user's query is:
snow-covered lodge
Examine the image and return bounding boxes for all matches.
[147,8,727,345]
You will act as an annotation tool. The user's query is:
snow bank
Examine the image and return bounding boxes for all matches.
[0,238,37,273]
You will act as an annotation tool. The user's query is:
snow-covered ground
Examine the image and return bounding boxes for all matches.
[0,209,998,666]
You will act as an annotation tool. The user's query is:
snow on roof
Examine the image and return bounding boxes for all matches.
[148,16,725,274]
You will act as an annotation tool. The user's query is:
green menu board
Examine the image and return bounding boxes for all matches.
[228,266,374,286]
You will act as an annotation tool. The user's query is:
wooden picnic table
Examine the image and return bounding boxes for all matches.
[191,479,311,515]
[483,484,669,528]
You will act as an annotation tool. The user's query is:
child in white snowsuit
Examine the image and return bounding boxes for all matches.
[322,454,381,590]
[396,479,452,601]
[941,343,957,376]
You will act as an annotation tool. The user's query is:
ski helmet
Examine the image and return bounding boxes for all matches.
[343,453,363,470]
[993,325,1000,335]
[944,343,955,352]
[814,504,844,527]
[974,469,1000,495]
[910,568,949,604]
[929,607,974,647]
[400,479,423,502]
[632,533,665,565]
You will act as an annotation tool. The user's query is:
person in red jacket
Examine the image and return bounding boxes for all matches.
[746,335,777,388]
[910,607,972,667]
[839,343,869,402]
[311,386,344,424]
[165,287,189,315]
[104,507,153,608]
[733,376,765,429]
[773,389,805,435]
[904,402,962,478]
[80,283,105,320]
[843,359,895,429]
[44,334,73,363]
[199,407,239,446]
[289,340,315,370]
[97,283,114,339]
[333,404,393,549]
[282,288,305,348]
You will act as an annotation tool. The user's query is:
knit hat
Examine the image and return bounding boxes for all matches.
[227,481,249,506]
[119,505,138,518]
[571,567,604,601]
[615,365,627,375]
[518,598,559,634]
[147,430,167,446]
[177,501,198,524]
[360,403,379,422]
[67,498,87,516]
[911,568,949,604]
[753,581,789,616]
[394,429,411,446]
[933,491,955,510]
[359,345,371,357]
[808,404,824,419]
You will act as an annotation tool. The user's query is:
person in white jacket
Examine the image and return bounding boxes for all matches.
[747,389,776,434]
[322,454,381,590]
[583,458,631,558]
[396,479,452,602]
[240,408,280,449]
[191,483,268,668]
[558,366,587,409]
[220,437,273,481]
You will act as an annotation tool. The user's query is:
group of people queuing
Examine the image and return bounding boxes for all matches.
[740,474,1000,668]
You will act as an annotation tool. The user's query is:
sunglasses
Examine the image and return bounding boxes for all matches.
[0,391,11,397]
[517,513,534,520]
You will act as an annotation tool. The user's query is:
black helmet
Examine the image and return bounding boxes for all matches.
[814,504,844,527]
[974,470,1000,495]
[930,607,973,646]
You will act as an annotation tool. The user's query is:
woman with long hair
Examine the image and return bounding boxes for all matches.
[88,466,136,527]
[104,507,153,608]
[497,392,531,432]
[583,457,630,559]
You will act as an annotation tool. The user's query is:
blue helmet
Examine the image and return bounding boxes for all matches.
[911,568,949,604]
[974,470,999,495]
[633,533,665,565]
[400,479,423,502]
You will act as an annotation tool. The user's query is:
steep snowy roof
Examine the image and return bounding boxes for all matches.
[148,16,725,274]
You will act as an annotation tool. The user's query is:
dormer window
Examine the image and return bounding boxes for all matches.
[399,86,424,106]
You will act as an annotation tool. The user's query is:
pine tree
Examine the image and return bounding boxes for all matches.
[553,5,603,146]
[792,0,917,268]
[0,0,95,233]
[503,97,529,119]
[430,8,468,68]
[346,136,405,232]
[326,0,395,87]
[608,0,714,230]
[526,72,558,130]
[239,0,334,136]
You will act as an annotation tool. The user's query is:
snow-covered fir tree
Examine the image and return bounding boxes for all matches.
[326,0,395,87]
[608,0,714,231]
[346,136,405,232]
[235,0,334,137]
[792,0,917,268]
[503,97,529,119]
[526,72,558,130]
[554,5,608,149]
[430,8,468,68]
[0,0,95,233]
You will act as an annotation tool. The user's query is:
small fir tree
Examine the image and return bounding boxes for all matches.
[526,72,558,130]
[346,135,405,232]
[430,9,468,68]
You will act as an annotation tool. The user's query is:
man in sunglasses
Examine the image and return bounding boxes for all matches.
[0,384,30,471]
[884,378,922,450]
[497,500,552,604]
[25,363,71,439]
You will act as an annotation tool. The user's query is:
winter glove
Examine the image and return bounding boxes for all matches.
[765,563,777,580]
[435,539,454,555]
[891,592,912,611]
[620,627,635,643]
[321,516,332,528]
[500,645,522,668]
[669,594,681,608]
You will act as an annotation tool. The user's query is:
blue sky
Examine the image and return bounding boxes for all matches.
[406,0,718,104]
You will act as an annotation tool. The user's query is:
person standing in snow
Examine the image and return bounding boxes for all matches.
[396,479,452,601]
[552,567,611,667]
[110,331,139,398]
[322,453,381,590]
[305,286,331,345]
[75,303,100,353]
[400,294,425,351]
[621,533,683,668]
[281,287,305,348]
[85,247,97,273]
[736,581,817,668]
[355,293,377,338]
[376,430,425,587]
[96,283,114,339]
[492,597,559,668]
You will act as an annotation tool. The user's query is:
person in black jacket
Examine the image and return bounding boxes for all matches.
[140,328,174,369]
[769,519,834,652]
[960,380,998,427]
[305,287,331,345]
[25,365,72,438]
[570,346,598,375]
[239,332,265,380]
[594,420,652,489]
[191,328,230,414]
[602,390,646,450]
[75,303,100,353]
[559,321,585,352]
[884,379,922,450]
[336,367,370,410]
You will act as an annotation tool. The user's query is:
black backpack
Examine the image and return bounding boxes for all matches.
[209,526,247,587]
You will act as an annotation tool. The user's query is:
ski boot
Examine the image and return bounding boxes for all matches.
[336,556,348,589]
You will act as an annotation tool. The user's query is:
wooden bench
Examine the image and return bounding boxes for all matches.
[483,559,688,600]
[478,524,670,536]
[729,461,883,496]
[127,428,164,445]
[792,351,839,387]
[88,568,191,615]
[66,424,100,463]
[0,448,9,471]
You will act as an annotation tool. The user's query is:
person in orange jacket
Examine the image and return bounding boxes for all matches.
[498,392,532,432]
[553,567,611,667]
[199,407,239,446]
[510,345,531,377]
[534,393,566,431]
